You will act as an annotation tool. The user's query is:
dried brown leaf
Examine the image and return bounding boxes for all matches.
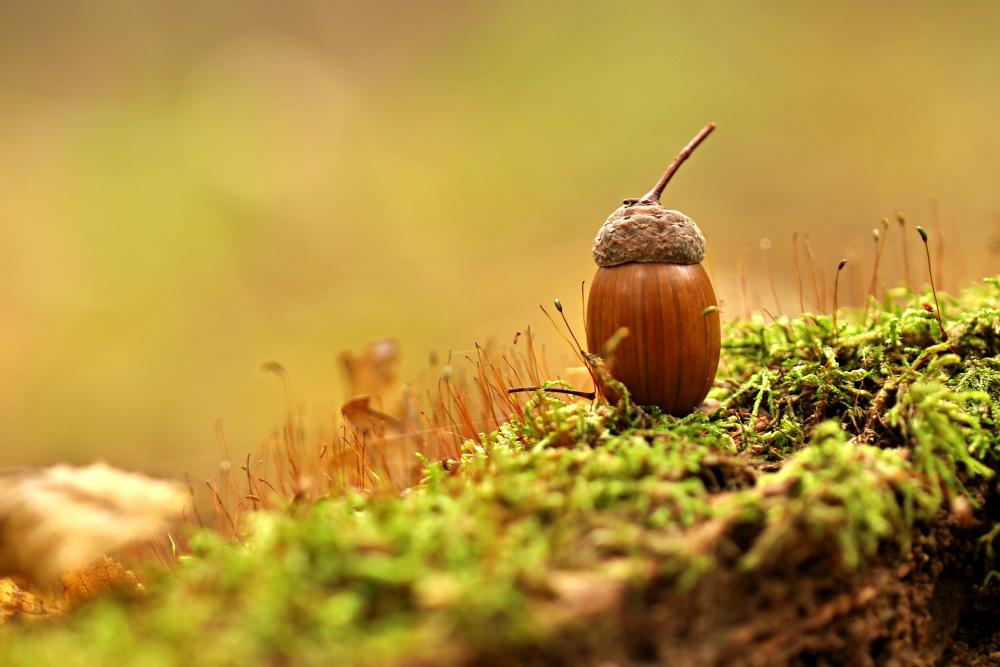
[341,395,375,428]
[61,556,140,607]
[340,339,417,424]
[0,463,186,587]
[341,395,404,434]
[340,339,401,397]
[0,577,54,623]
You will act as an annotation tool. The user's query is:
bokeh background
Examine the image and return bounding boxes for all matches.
[2,1,999,475]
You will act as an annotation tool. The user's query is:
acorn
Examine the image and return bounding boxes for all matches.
[585,124,721,415]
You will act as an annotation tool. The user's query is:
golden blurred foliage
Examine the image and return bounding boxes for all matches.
[1,1,999,474]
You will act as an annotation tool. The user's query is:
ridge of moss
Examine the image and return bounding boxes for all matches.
[2,279,1000,666]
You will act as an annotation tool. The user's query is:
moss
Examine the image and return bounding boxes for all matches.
[731,421,937,571]
[2,279,1000,665]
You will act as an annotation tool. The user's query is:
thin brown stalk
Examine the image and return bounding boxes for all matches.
[524,327,542,386]
[803,235,822,312]
[760,238,783,315]
[484,352,515,424]
[916,226,947,341]
[639,123,717,204]
[896,212,911,288]
[554,298,586,356]
[243,452,259,512]
[738,246,750,319]
[483,353,519,417]
[864,223,887,321]
[206,480,241,544]
[792,232,805,313]
[818,262,828,313]
[214,419,241,505]
[446,374,480,443]
[833,259,847,344]
[474,345,501,432]
[539,304,586,366]
[183,472,205,529]
[500,355,530,418]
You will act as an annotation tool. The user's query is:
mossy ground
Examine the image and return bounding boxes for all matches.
[2,280,1000,666]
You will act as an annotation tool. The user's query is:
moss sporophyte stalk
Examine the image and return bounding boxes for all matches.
[1,276,998,665]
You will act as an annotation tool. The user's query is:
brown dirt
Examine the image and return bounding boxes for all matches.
[474,481,1000,667]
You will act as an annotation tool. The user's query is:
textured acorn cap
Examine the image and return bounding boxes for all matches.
[592,201,706,267]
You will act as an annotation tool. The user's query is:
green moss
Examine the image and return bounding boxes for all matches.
[731,421,937,571]
[2,279,999,666]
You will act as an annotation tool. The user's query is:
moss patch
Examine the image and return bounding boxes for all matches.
[2,280,1000,666]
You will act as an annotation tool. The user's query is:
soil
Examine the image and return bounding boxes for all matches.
[481,480,1000,667]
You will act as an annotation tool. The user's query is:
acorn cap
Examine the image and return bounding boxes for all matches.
[592,201,706,267]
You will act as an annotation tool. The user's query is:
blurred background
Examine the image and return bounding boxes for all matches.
[2,0,999,475]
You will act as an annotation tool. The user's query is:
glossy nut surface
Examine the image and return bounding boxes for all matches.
[586,262,721,415]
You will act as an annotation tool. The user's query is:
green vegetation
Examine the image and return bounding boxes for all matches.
[2,280,999,666]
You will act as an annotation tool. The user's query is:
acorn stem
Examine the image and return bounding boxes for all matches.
[639,123,717,204]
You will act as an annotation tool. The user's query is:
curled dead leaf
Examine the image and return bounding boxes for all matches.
[340,339,417,425]
[0,577,54,623]
[341,395,404,434]
[0,463,187,587]
[61,556,140,607]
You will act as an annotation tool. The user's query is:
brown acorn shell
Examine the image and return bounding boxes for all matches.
[586,262,721,415]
